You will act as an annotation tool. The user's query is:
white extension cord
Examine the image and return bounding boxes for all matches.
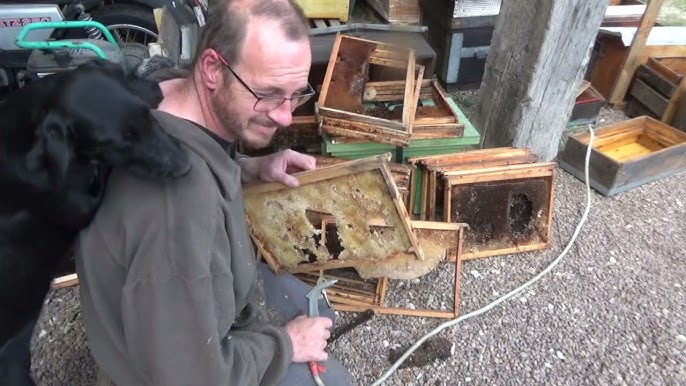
[370,125,596,386]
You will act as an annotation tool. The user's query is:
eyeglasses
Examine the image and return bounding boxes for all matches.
[214,50,315,112]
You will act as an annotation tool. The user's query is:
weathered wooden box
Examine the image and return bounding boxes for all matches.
[568,85,606,127]
[559,116,686,197]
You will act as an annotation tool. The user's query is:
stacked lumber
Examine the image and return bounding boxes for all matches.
[627,57,686,132]
[407,147,556,259]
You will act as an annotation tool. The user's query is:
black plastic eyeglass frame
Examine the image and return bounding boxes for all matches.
[214,50,315,112]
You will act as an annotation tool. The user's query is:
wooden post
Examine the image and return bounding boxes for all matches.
[661,76,686,125]
[477,0,609,161]
[607,0,664,105]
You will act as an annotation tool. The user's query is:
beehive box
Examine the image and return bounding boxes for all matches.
[559,116,686,196]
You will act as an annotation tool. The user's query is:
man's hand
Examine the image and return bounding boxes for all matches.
[284,315,332,362]
[238,149,316,187]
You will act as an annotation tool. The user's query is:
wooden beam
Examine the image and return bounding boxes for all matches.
[478,0,608,161]
[608,0,664,105]
[662,76,686,125]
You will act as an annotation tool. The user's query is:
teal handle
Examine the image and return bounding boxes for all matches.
[15,21,118,60]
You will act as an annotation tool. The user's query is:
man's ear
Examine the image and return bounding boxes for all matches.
[198,49,225,90]
[25,111,73,190]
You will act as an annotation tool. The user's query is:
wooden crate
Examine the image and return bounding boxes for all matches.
[559,116,686,197]
[442,162,556,259]
[365,0,421,25]
[317,34,419,146]
[627,57,686,132]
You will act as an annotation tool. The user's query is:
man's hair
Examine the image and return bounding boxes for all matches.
[192,0,310,69]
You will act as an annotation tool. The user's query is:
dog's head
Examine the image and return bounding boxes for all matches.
[36,60,191,181]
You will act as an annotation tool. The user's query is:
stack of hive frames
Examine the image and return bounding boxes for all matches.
[317,34,419,147]
[408,147,556,259]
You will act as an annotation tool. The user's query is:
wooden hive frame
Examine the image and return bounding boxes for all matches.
[295,220,465,319]
[243,154,425,275]
[442,162,556,260]
[407,147,539,220]
[309,154,415,209]
[317,34,418,147]
[329,78,466,144]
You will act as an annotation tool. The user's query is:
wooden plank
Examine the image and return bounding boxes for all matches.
[662,76,686,124]
[646,57,682,86]
[442,163,556,185]
[50,273,79,290]
[635,63,676,97]
[608,0,664,105]
[317,33,343,107]
[630,78,669,117]
[318,106,407,131]
[313,19,328,29]
[244,154,391,195]
[402,50,417,130]
[462,242,551,260]
[409,65,424,132]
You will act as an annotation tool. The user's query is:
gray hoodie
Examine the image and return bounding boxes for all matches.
[75,110,292,386]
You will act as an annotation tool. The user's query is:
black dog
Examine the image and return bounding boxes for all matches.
[0,59,191,385]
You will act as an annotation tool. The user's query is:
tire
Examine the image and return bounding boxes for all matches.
[90,4,158,45]
[119,42,150,74]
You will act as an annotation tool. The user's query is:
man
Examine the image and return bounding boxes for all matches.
[74,0,352,385]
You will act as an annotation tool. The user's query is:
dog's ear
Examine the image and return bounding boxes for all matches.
[25,111,73,190]
[127,78,164,108]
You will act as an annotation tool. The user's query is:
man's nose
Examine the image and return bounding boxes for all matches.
[267,100,293,127]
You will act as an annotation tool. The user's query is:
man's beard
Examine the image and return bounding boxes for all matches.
[210,89,277,149]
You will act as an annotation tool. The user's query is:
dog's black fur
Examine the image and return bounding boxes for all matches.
[0,59,191,385]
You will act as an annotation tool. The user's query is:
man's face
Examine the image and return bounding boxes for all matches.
[211,20,312,149]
